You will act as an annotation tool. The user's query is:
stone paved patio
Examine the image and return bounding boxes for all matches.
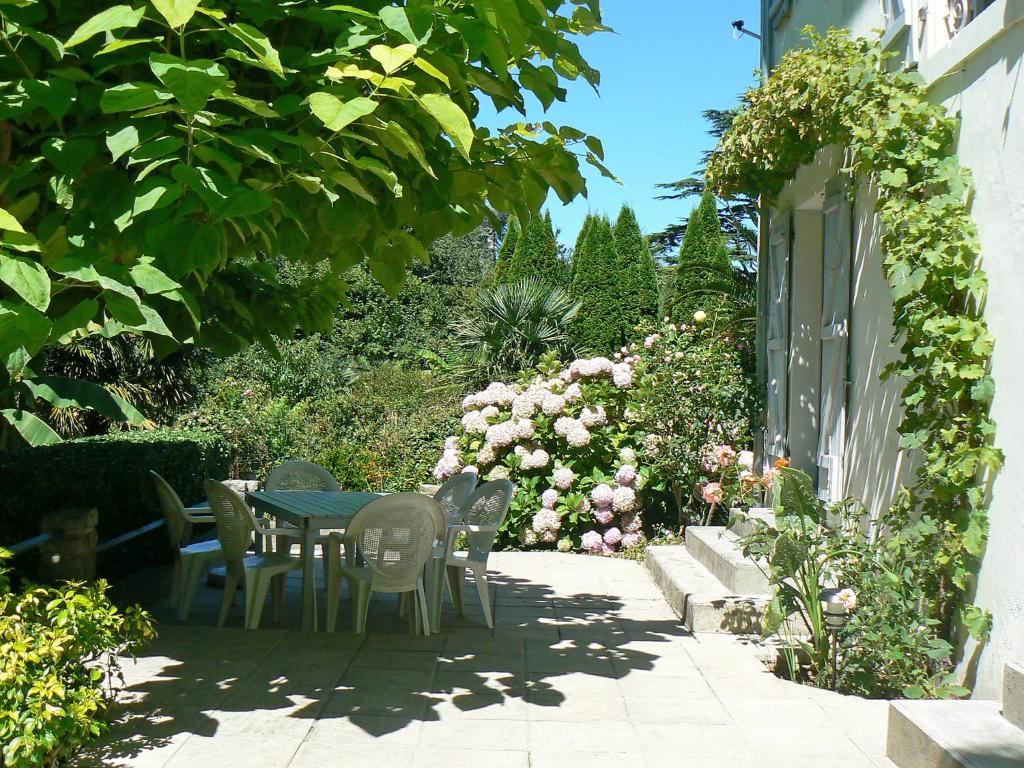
[86,552,897,767]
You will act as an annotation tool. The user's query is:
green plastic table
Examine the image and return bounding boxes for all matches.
[246,490,381,631]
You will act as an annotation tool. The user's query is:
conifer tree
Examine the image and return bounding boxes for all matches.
[570,216,624,353]
[672,189,735,322]
[569,213,595,287]
[494,216,520,284]
[613,205,659,333]
[504,212,563,287]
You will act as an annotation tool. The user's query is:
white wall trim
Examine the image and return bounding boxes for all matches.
[920,0,1024,86]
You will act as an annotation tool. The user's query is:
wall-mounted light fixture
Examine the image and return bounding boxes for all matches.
[732,19,762,41]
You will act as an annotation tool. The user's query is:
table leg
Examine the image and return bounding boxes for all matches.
[301,524,318,632]
[425,556,444,634]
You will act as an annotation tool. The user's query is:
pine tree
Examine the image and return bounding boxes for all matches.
[504,212,563,287]
[613,205,659,333]
[569,213,595,287]
[570,216,624,353]
[672,189,735,323]
[493,216,520,284]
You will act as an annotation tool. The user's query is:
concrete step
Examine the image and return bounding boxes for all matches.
[1004,663,1024,731]
[685,525,771,595]
[645,545,767,634]
[727,506,776,539]
[887,699,1024,768]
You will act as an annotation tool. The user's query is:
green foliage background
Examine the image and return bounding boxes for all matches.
[570,216,624,353]
[672,189,735,322]
[503,213,566,288]
[612,205,659,332]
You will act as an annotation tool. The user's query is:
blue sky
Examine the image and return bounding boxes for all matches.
[485,0,761,247]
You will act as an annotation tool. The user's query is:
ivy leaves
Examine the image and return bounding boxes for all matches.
[706,29,998,659]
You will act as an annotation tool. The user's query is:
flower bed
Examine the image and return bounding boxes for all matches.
[433,354,649,554]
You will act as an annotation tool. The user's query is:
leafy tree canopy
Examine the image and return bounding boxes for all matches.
[0,0,610,446]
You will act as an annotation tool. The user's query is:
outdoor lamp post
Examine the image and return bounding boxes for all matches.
[820,587,857,690]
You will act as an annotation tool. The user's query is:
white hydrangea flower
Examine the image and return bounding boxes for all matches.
[541,489,559,509]
[612,485,637,512]
[541,393,566,416]
[476,443,496,466]
[554,416,576,436]
[580,405,607,428]
[563,383,583,402]
[566,422,592,447]
[461,410,489,434]
[620,447,637,463]
[552,466,575,490]
[591,483,614,506]
[557,537,573,553]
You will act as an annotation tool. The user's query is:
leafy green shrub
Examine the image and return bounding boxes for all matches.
[633,319,759,524]
[739,467,968,699]
[568,213,595,287]
[570,216,625,354]
[0,430,230,577]
[493,217,521,285]
[613,205,659,331]
[671,189,736,323]
[433,353,649,553]
[0,550,155,768]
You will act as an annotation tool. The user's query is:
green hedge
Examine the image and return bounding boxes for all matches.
[0,429,231,578]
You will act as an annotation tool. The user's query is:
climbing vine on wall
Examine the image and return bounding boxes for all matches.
[707,29,1001,645]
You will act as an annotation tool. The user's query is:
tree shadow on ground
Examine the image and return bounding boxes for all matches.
[83,564,694,766]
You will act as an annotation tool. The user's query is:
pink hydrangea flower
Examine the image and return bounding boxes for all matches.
[444,436,459,451]
[532,508,560,533]
[594,506,615,525]
[581,530,604,554]
[615,464,637,487]
[541,489,559,509]
[462,465,479,476]
[591,483,614,506]
[612,486,637,513]
[552,466,575,490]
[620,447,637,463]
[600,542,616,556]
[462,410,489,434]
[603,527,622,546]
[620,510,643,533]
[622,532,645,549]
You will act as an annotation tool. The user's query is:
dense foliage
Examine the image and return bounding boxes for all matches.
[0,0,609,447]
[0,550,155,767]
[433,352,648,553]
[633,318,758,523]
[707,28,999,652]
[568,212,594,287]
[0,428,229,576]
[570,216,623,353]
[502,213,565,288]
[671,189,735,323]
[740,467,969,699]
[493,217,520,285]
[612,205,658,331]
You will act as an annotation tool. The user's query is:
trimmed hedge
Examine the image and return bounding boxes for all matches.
[0,429,231,578]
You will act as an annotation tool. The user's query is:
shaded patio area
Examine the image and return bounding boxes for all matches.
[86,553,896,767]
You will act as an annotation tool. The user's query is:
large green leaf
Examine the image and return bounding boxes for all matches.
[0,252,50,311]
[417,93,474,160]
[150,0,201,28]
[0,207,26,234]
[225,22,284,75]
[307,93,378,131]
[1,409,61,446]
[0,301,52,364]
[65,5,145,48]
[100,83,172,113]
[22,375,146,425]
[370,44,417,74]
[150,54,229,112]
[773,467,821,525]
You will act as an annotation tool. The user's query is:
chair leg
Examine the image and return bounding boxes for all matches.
[446,565,464,616]
[416,581,431,636]
[399,592,409,618]
[177,556,204,622]
[272,573,285,623]
[219,575,238,628]
[352,582,371,634]
[246,571,272,630]
[406,591,417,635]
[471,566,493,629]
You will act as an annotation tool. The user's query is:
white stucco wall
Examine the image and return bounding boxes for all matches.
[764,0,1024,698]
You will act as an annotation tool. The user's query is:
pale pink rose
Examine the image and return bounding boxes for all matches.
[702,482,724,505]
[713,445,737,468]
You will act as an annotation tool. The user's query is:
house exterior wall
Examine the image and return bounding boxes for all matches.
[760,0,1024,698]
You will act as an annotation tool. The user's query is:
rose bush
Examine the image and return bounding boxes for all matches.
[433,353,649,554]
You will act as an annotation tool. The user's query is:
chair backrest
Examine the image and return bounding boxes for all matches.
[461,480,514,562]
[151,471,189,550]
[433,473,478,527]
[265,460,340,492]
[345,493,438,592]
[204,479,259,580]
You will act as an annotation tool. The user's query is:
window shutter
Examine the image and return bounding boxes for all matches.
[766,213,791,469]
[817,178,853,502]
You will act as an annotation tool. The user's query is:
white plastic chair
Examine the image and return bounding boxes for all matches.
[422,474,476,632]
[433,473,478,527]
[151,471,222,621]
[324,493,438,635]
[444,479,514,629]
[204,479,303,629]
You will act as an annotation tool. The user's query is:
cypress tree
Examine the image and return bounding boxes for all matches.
[672,189,734,322]
[569,213,595,287]
[571,216,624,353]
[613,205,659,333]
[493,216,520,284]
[504,212,563,287]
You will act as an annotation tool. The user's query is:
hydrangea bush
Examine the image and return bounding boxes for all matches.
[434,353,649,554]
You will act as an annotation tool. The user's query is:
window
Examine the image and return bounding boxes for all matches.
[883,0,906,26]
[946,0,997,36]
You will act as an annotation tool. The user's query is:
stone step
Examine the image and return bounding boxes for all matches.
[1004,662,1024,731]
[887,699,1024,768]
[645,545,767,634]
[685,525,771,595]
[727,506,776,539]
